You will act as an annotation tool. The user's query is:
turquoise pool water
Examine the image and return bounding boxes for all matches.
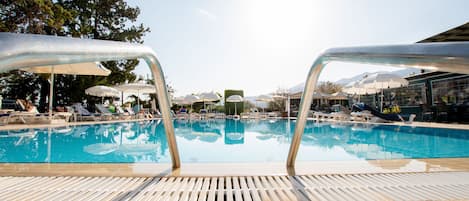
[0,119,468,163]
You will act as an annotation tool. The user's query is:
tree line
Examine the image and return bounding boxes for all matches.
[0,0,149,112]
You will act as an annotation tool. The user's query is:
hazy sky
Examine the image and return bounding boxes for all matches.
[128,0,469,96]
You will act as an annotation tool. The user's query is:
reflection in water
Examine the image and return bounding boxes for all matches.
[0,119,468,163]
[225,120,245,144]
[174,120,223,143]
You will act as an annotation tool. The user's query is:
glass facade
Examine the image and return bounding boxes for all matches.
[393,83,427,106]
[431,76,469,105]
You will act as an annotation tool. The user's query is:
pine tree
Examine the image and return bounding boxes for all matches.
[0,0,73,111]
[0,0,149,110]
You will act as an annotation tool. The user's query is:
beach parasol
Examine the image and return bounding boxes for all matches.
[22,62,110,118]
[85,85,120,104]
[114,82,157,110]
[358,73,408,112]
[226,95,244,116]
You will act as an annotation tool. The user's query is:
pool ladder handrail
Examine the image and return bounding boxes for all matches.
[0,33,181,168]
[287,42,469,170]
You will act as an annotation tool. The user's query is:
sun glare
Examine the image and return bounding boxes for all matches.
[241,0,316,48]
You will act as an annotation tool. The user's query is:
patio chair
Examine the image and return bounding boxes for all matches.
[420,104,434,122]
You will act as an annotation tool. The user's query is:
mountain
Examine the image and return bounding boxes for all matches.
[289,68,422,93]
[244,96,268,108]
[335,68,421,85]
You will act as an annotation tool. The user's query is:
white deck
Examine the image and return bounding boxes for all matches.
[1,172,469,200]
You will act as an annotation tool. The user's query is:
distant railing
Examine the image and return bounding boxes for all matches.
[287,42,469,170]
[0,33,181,168]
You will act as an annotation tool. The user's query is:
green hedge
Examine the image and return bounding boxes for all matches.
[224,89,244,115]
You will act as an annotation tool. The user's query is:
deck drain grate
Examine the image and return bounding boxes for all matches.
[0,172,469,200]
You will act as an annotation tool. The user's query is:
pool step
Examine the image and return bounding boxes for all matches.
[0,172,468,200]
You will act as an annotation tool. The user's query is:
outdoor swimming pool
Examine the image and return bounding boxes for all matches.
[1,119,469,163]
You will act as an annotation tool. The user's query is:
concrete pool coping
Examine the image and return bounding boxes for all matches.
[2,158,469,177]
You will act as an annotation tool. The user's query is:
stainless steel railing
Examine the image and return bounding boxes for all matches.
[0,33,181,168]
[287,42,469,168]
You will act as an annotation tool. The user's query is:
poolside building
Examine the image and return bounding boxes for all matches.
[376,22,469,122]
[288,22,469,123]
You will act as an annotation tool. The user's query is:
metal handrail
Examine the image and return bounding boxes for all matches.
[287,42,469,168]
[0,33,181,168]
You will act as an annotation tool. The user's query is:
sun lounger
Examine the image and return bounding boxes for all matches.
[240,113,250,119]
[267,112,278,119]
[0,113,10,125]
[350,111,373,122]
[206,112,216,119]
[5,111,71,124]
[199,109,208,119]
[95,104,118,120]
[214,113,226,119]
[330,111,350,121]
[125,106,143,119]
[72,103,99,121]
[176,112,189,120]
[190,113,201,120]
[115,105,133,120]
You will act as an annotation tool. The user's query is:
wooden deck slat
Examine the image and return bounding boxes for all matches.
[1,172,469,201]
[170,177,190,201]
[188,177,205,201]
[160,177,183,201]
[226,176,233,201]
[253,177,270,201]
[239,176,253,201]
[207,177,218,201]
[180,177,197,201]
[232,176,244,201]
[217,177,224,201]
[198,177,211,201]
[245,177,262,201]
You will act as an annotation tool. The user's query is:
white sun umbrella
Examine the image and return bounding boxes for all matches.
[199,92,220,110]
[172,96,188,105]
[114,82,157,110]
[184,94,200,111]
[85,85,120,104]
[343,81,379,95]
[358,73,409,112]
[22,62,110,118]
[226,95,244,116]
[343,81,378,102]
[256,94,273,113]
[330,92,348,100]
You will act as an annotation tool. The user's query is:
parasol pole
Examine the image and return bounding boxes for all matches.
[48,66,55,120]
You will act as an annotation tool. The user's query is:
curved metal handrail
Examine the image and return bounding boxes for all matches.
[0,33,181,168]
[287,42,469,168]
